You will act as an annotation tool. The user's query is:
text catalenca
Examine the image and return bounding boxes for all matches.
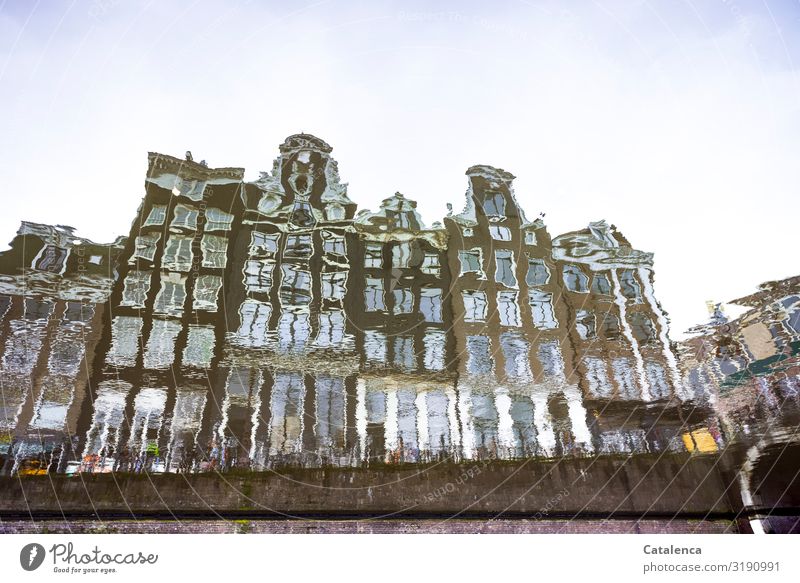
[643,545,701,555]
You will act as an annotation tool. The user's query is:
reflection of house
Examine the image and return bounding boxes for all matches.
[0,222,123,473]
[78,152,245,472]
[353,193,456,463]
[681,275,800,441]
[0,133,715,475]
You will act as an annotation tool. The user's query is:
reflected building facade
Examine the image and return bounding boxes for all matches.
[0,133,719,474]
[0,222,123,473]
[681,276,800,445]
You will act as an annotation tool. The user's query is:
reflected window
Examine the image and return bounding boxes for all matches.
[420,287,443,323]
[193,274,223,311]
[64,301,93,322]
[585,357,612,398]
[162,235,193,272]
[393,288,414,314]
[466,335,492,375]
[526,258,550,286]
[24,298,53,320]
[575,309,596,339]
[321,231,346,255]
[364,243,383,268]
[106,316,143,367]
[153,272,187,317]
[250,231,280,257]
[645,360,670,400]
[421,253,440,276]
[612,357,638,399]
[182,325,216,368]
[423,329,446,371]
[495,250,518,288]
[620,269,643,302]
[172,177,206,201]
[563,264,589,293]
[364,330,387,365]
[462,290,488,322]
[143,318,181,369]
[244,259,274,294]
[458,248,484,277]
[393,336,415,371]
[290,200,316,227]
[537,341,565,379]
[321,271,348,300]
[237,299,271,346]
[364,277,385,312]
[392,242,412,268]
[529,290,558,329]
[33,245,69,272]
[630,312,655,344]
[278,310,311,354]
[601,312,621,339]
[498,291,521,327]
[490,226,512,241]
[280,264,312,305]
[132,234,160,262]
[482,191,506,218]
[120,270,151,308]
[500,332,532,380]
[326,203,346,221]
[462,227,474,237]
[316,310,346,348]
[171,203,199,230]
[201,234,228,268]
[592,273,612,296]
[204,207,234,232]
[284,234,313,258]
[143,205,167,226]
[525,231,537,246]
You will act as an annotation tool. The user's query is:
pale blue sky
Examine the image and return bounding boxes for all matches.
[1,0,799,336]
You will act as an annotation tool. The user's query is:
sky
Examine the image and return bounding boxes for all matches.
[0,0,798,338]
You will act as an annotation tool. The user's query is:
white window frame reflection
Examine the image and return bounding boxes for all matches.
[244,259,274,294]
[250,231,280,257]
[364,243,383,269]
[420,287,443,323]
[201,234,228,269]
[462,290,488,322]
[204,207,234,232]
[529,290,558,329]
[563,264,589,293]
[170,203,199,230]
[193,274,223,312]
[364,277,385,312]
[132,233,161,263]
[498,291,521,327]
[489,225,512,241]
[458,248,485,278]
[321,271,348,301]
[120,270,152,308]
[142,205,167,227]
[162,235,193,272]
[152,272,187,317]
[393,288,414,315]
[494,249,518,288]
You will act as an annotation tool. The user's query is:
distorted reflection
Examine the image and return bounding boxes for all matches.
[0,134,795,483]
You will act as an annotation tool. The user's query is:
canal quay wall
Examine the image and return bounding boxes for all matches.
[0,453,746,528]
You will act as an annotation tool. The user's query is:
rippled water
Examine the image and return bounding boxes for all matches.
[0,136,798,483]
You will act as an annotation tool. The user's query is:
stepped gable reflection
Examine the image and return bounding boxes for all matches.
[7,132,794,476]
